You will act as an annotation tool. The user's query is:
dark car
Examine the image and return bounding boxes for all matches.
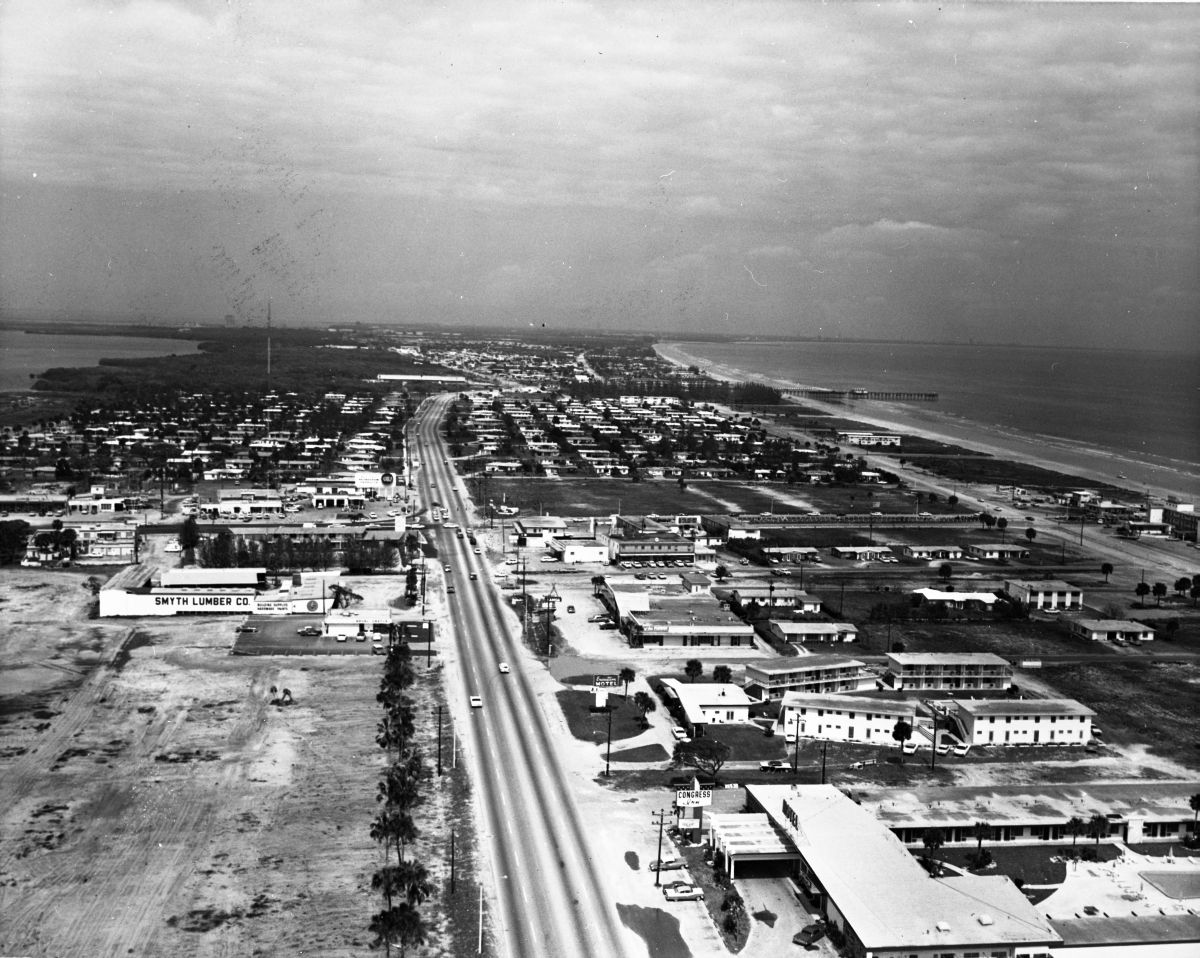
[296,626,323,636]
[234,625,258,633]
[794,922,826,947]
[649,858,684,872]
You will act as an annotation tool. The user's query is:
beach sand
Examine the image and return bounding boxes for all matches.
[654,342,1199,504]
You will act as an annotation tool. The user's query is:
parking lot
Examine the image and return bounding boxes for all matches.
[230,614,387,656]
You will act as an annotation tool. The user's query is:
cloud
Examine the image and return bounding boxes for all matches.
[0,0,1196,346]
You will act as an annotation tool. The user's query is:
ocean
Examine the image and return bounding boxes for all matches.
[657,340,1200,502]
[0,328,202,393]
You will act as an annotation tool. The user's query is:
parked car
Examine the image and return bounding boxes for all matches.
[587,614,610,623]
[663,882,704,902]
[566,605,575,613]
[794,921,826,947]
[670,727,690,742]
[649,858,684,872]
[759,759,788,773]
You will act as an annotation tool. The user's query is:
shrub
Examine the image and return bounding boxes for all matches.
[722,914,738,935]
[1080,847,1098,862]
[967,849,993,870]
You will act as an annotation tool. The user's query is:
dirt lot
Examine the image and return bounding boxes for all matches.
[0,568,465,958]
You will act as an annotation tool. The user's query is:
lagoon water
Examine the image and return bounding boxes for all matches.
[0,328,201,393]
[658,340,1200,501]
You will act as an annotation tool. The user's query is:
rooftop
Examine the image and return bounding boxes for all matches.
[748,654,865,674]
[954,698,1095,718]
[748,785,1060,951]
[887,652,1011,666]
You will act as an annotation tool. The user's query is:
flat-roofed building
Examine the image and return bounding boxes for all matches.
[949,698,1094,747]
[712,585,821,613]
[778,693,917,745]
[547,537,607,564]
[759,620,857,647]
[660,679,753,731]
[1069,618,1156,644]
[1004,579,1083,610]
[608,531,695,564]
[912,587,998,610]
[965,543,1031,560]
[744,654,870,701]
[886,652,1013,691]
[902,544,963,559]
[742,785,1061,957]
[835,431,902,447]
[626,605,754,649]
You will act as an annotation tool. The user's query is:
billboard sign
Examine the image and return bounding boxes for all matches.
[591,674,620,694]
[675,789,713,808]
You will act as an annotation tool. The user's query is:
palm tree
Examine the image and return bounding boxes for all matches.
[619,666,636,700]
[685,659,703,683]
[1152,582,1168,606]
[712,664,733,684]
[1135,581,1150,607]
[1100,562,1114,583]
[939,563,953,582]
[1175,577,1193,597]
[922,827,945,871]
[972,820,993,853]
[1088,813,1110,846]
[996,517,1008,543]
[632,690,656,726]
[1189,793,1200,832]
[390,902,429,957]
[1065,816,1085,847]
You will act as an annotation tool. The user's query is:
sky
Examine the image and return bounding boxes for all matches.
[1,0,1197,348]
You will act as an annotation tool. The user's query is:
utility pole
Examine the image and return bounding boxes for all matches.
[792,724,800,772]
[437,704,443,776]
[450,829,456,893]
[651,808,669,887]
[605,699,614,777]
[820,740,827,785]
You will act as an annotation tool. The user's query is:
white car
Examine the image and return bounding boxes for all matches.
[670,727,690,742]
[469,695,483,708]
[498,662,510,674]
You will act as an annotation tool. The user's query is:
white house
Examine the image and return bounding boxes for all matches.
[660,679,753,731]
[911,588,998,610]
[548,537,608,564]
[1069,618,1156,644]
[1004,579,1083,610]
[760,620,859,647]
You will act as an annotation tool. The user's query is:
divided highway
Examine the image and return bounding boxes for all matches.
[408,395,634,958]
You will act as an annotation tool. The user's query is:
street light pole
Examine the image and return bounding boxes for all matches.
[605,701,614,777]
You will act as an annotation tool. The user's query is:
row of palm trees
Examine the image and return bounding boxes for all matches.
[922,812,1131,870]
[368,641,434,957]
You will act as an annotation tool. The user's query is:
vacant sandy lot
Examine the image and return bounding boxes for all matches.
[0,568,463,958]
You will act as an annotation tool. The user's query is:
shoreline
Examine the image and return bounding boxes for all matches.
[654,341,1198,504]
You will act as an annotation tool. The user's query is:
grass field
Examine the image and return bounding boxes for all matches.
[555,689,649,745]
[1037,660,1200,767]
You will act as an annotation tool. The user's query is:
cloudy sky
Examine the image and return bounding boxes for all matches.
[1,1,1196,348]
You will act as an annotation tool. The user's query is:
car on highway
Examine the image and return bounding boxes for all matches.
[444,565,451,572]
[587,613,610,623]
[498,662,510,674]
[759,759,788,773]
[663,883,704,902]
[234,625,258,633]
[567,605,575,613]
[446,584,456,594]
[469,572,478,580]
[918,511,933,517]
[296,626,323,636]
[473,548,481,555]
[649,858,685,872]
[469,695,483,708]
